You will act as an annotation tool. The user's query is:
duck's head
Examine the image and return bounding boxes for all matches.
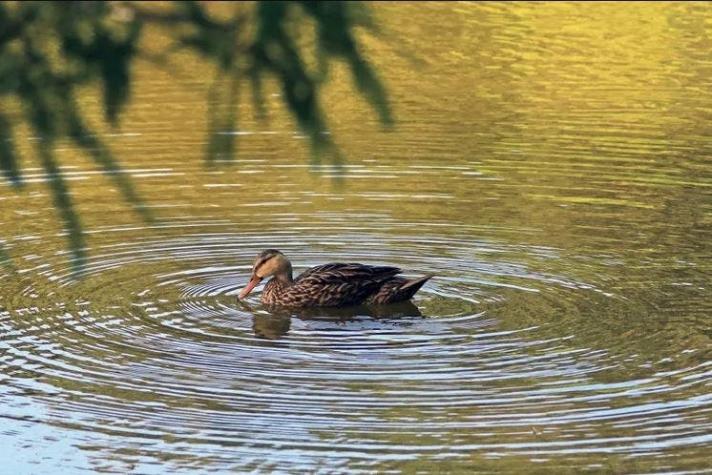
[238,249,292,299]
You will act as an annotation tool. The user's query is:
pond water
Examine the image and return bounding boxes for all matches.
[1,2,711,473]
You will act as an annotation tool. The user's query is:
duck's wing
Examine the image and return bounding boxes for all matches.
[289,263,402,307]
[295,263,401,285]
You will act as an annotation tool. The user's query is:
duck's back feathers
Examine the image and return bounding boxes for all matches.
[296,263,401,285]
[275,263,400,307]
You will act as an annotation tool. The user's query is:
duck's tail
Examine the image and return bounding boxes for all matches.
[369,273,434,305]
[399,274,434,298]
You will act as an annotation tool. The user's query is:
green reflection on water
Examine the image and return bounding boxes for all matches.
[1,1,711,472]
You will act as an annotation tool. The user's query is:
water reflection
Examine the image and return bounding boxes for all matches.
[1,2,711,473]
[252,301,425,339]
[253,313,292,340]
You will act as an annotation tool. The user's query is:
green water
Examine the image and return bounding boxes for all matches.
[1,2,710,473]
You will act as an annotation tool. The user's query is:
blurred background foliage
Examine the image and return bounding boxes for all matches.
[0,0,392,272]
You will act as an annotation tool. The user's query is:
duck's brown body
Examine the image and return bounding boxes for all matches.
[262,263,431,307]
[239,250,432,308]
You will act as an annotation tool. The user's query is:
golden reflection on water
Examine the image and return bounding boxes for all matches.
[1,2,711,472]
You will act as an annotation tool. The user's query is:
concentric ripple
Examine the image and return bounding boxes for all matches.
[3,2,712,472]
[1,216,710,473]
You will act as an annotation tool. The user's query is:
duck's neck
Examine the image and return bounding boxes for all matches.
[263,268,294,304]
[274,264,294,285]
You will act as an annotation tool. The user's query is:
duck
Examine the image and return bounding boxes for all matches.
[238,249,433,307]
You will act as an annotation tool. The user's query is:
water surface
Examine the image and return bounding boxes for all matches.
[1,2,711,473]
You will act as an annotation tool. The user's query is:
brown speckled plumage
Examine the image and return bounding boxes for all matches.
[239,250,433,308]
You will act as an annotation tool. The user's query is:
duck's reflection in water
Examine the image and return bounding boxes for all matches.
[250,301,424,340]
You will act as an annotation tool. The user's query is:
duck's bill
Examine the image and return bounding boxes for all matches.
[238,276,262,300]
